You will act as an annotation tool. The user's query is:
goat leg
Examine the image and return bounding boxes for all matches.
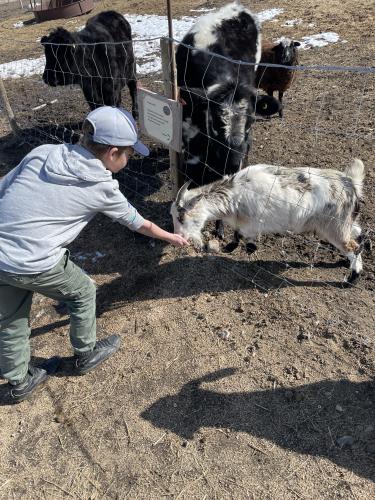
[245,242,258,254]
[214,220,225,240]
[223,231,242,253]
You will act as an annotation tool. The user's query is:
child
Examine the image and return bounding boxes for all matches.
[0,106,188,403]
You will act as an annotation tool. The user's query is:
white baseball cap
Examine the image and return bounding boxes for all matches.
[86,106,149,156]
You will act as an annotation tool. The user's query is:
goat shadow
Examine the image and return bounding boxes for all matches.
[141,368,375,482]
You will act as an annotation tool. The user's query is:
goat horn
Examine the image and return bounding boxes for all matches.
[176,180,191,206]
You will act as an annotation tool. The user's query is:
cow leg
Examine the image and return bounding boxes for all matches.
[128,79,138,119]
[278,91,284,118]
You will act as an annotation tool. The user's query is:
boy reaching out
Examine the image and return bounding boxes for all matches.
[0,106,188,403]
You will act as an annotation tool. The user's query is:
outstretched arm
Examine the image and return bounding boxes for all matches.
[137,219,189,247]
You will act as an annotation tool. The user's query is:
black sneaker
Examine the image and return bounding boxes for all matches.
[9,366,48,403]
[74,335,121,375]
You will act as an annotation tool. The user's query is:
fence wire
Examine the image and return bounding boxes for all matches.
[0,35,374,298]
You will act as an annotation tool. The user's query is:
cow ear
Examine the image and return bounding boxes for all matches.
[293,41,301,47]
[41,35,49,45]
[253,95,280,116]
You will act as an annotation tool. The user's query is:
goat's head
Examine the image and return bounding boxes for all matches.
[41,28,76,87]
[170,181,207,250]
[272,39,301,65]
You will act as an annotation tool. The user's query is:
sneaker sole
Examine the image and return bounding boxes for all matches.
[10,374,48,404]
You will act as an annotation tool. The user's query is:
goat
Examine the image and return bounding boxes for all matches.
[255,39,300,118]
[41,10,138,117]
[175,2,280,238]
[171,159,365,284]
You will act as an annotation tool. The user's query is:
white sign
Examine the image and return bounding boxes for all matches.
[137,88,182,152]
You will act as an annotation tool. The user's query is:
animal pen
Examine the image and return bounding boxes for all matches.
[0,32,374,291]
[0,1,375,498]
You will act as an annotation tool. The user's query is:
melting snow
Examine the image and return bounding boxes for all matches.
[299,32,340,49]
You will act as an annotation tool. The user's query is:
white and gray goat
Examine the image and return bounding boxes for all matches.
[171,159,365,283]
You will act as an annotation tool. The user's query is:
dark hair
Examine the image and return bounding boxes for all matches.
[80,120,131,158]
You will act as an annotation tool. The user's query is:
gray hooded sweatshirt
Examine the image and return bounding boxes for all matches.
[0,143,145,274]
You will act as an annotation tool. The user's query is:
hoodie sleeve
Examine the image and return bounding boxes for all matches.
[98,181,145,231]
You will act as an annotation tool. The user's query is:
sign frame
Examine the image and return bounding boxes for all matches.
[137,88,183,153]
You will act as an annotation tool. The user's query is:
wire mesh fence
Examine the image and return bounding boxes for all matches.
[0,31,374,294]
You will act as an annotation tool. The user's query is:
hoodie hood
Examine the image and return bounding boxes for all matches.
[40,143,112,185]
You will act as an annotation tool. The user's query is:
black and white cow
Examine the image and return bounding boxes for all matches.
[41,10,138,117]
[176,2,280,189]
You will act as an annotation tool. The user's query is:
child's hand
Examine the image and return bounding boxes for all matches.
[167,233,189,247]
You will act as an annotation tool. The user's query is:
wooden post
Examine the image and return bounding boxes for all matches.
[160,37,184,196]
[0,79,20,137]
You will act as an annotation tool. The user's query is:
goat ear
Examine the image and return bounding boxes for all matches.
[293,41,301,47]
[176,180,191,206]
[185,193,204,210]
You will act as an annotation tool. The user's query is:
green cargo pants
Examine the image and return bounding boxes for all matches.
[0,250,96,384]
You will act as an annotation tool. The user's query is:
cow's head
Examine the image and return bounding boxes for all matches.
[41,28,76,87]
[202,81,280,150]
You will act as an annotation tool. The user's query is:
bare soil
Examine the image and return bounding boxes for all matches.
[0,1,374,499]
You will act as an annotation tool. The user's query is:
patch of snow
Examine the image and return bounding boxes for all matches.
[0,56,45,79]
[13,21,24,28]
[283,18,302,27]
[190,8,216,12]
[257,8,283,23]
[299,32,340,49]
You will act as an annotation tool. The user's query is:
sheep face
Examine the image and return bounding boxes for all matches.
[41,29,76,87]
[273,39,301,65]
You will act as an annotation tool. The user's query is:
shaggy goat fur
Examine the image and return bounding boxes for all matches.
[171,159,365,284]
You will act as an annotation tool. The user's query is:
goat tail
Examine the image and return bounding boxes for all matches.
[345,158,365,199]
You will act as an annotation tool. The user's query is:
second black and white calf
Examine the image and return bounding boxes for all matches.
[176,2,280,187]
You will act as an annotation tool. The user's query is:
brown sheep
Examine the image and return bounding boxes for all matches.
[255,39,301,118]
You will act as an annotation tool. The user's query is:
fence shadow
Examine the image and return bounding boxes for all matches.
[95,254,350,315]
[141,368,375,481]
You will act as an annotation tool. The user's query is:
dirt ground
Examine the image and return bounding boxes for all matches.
[0,0,374,499]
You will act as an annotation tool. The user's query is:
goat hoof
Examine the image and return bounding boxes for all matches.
[345,271,360,286]
[245,243,257,254]
[223,241,239,253]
